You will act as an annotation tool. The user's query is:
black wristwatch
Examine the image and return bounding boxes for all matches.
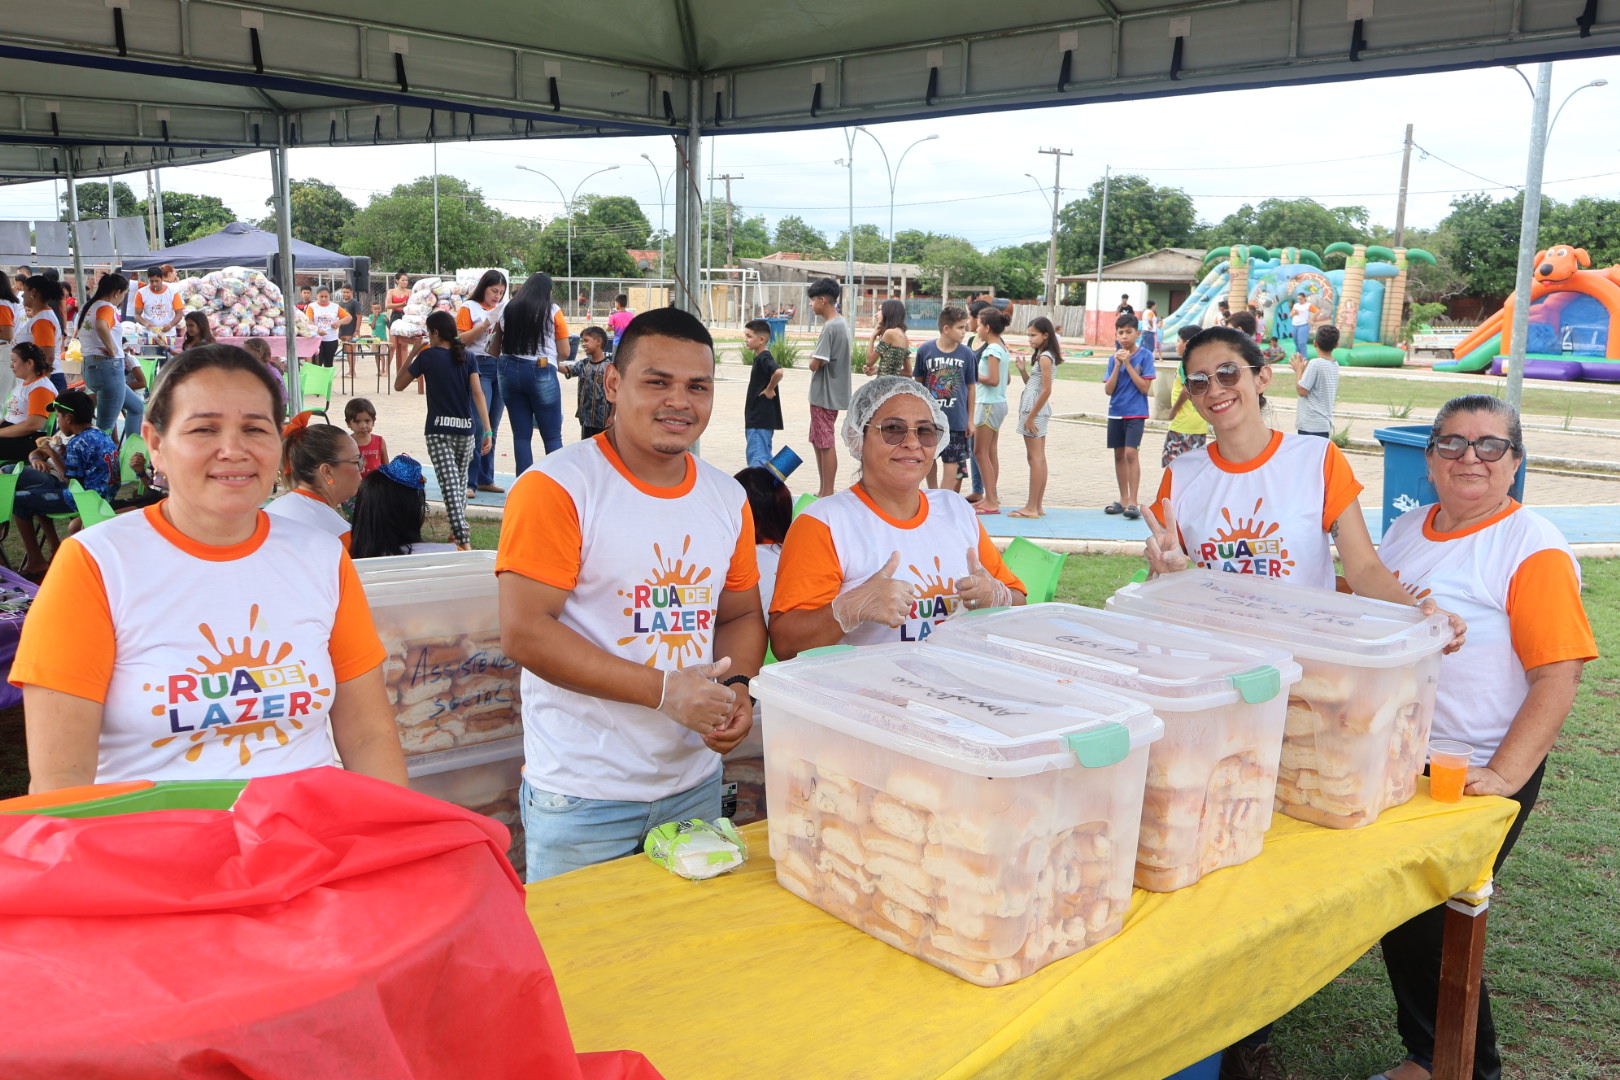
[721,674,754,705]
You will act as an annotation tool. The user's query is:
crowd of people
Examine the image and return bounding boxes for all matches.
[0,262,1597,1080]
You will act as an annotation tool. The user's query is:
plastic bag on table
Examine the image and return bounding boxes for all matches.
[644,817,748,880]
[0,767,664,1080]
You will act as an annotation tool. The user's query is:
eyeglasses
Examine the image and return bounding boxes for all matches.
[1428,435,1514,461]
[866,421,942,446]
[1184,362,1244,396]
[329,456,364,469]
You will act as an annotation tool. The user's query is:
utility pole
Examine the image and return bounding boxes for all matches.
[152,168,165,246]
[1093,166,1111,338]
[1392,124,1414,248]
[1506,65,1553,412]
[713,173,744,265]
[1038,147,1071,305]
[432,141,441,275]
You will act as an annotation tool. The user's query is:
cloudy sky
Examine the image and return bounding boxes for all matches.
[2,55,1616,254]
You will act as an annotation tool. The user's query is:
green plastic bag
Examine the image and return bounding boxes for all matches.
[644,818,748,880]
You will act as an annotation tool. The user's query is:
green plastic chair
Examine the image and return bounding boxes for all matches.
[0,468,20,568]
[71,482,119,528]
[792,492,818,518]
[137,357,158,395]
[299,363,335,408]
[1001,535,1068,604]
[119,433,149,495]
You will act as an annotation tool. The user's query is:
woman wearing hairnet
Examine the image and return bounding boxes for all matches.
[769,376,1026,658]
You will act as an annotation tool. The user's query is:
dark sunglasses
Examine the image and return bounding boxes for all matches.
[866,421,942,447]
[1184,362,1244,396]
[1428,435,1513,462]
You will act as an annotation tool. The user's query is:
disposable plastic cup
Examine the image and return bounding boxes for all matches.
[1427,739,1474,803]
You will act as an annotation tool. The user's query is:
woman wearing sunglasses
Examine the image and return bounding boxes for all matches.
[266,415,363,551]
[769,375,1026,659]
[1368,395,1595,1080]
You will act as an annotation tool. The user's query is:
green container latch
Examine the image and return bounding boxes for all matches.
[1062,723,1130,768]
[1228,665,1281,704]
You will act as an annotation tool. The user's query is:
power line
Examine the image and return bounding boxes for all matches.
[1409,142,1518,192]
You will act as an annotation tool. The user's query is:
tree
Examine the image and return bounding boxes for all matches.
[60,181,141,220]
[1435,192,1530,299]
[915,236,993,295]
[987,247,1045,301]
[772,215,829,257]
[144,191,236,247]
[259,179,358,251]
[1366,224,1467,303]
[1199,197,1371,252]
[697,200,771,263]
[578,195,652,250]
[831,223,887,264]
[341,175,508,273]
[1056,174,1198,273]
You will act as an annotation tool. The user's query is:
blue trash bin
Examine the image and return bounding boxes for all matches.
[763,316,789,344]
[1162,1051,1220,1079]
[1374,424,1526,534]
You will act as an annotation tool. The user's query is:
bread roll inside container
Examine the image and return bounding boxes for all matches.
[360,559,522,758]
[930,604,1302,891]
[753,642,1162,987]
[1107,569,1450,830]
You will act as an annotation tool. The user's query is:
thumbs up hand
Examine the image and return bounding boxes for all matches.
[831,551,916,633]
[955,545,1014,611]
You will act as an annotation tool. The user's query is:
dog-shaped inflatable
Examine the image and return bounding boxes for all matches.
[1534,245,1591,282]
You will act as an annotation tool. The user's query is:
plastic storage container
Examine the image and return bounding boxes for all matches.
[931,604,1302,890]
[754,642,1163,986]
[407,736,525,876]
[1107,570,1450,829]
[354,549,496,586]
[362,568,521,756]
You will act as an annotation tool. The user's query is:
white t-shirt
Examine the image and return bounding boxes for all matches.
[1153,430,1363,592]
[770,486,1025,647]
[8,506,385,784]
[136,283,183,330]
[266,489,352,548]
[1378,502,1598,766]
[496,303,567,363]
[755,543,781,628]
[456,299,505,357]
[19,308,61,355]
[5,376,56,425]
[1295,356,1340,432]
[308,301,345,342]
[495,434,760,802]
[77,299,125,359]
[1290,300,1315,327]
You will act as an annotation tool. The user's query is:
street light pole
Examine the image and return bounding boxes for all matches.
[841,129,856,315]
[1093,165,1111,333]
[641,152,671,279]
[854,128,937,301]
[516,164,619,285]
[1025,173,1057,302]
[432,142,440,275]
[1037,148,1072,305]
[1504,67,1607,411]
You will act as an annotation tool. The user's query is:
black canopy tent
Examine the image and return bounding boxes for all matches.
[117,221,356,273]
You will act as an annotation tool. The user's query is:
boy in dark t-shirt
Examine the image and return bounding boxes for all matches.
[912,305,977,492]
[742,319,783,468]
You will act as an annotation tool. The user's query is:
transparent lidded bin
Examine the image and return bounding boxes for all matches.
[362,568,521,757]
[407,735,525,877]
[930,603,1302,891]
[753,642,1162,986]
[1107,569,1450,829]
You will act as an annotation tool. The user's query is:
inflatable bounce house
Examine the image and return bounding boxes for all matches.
[1160,243,1436,367]
[1439,244,1620,382]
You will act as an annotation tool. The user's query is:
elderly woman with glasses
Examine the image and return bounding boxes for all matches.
[1368,395,1597,1080]
[768,375,1026,660]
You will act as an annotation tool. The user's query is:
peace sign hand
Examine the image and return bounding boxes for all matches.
[1143,500,1190,576]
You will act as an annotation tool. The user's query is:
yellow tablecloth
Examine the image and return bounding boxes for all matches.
[526,785,1516,1080]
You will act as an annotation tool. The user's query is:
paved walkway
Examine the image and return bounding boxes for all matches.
[342,342,1620,549]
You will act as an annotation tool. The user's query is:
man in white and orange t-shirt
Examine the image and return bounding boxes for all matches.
[496,306,766,882]
[135,266,183,345]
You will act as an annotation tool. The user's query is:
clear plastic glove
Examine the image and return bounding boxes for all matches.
[657,657,737,736]
[954,545,1013,611]
[1143,499,1191,576]
[1418,597,1468,654]
[831,551,915,633]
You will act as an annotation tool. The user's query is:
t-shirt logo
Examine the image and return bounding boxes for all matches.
[617,536,717,665]
[148,605,326,766]
[1192,499,1297,578]
[924,364,963,409]
[1390,570,1432,603]
[902,555,960,641]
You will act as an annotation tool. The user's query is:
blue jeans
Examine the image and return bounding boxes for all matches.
[520,765,723,883]
[745,427,775,468]
[10,466,75,516]
[497,356,563,475]
[83,356,144,434]
[466,354,503,488]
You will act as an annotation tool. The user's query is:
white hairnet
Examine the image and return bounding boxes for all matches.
[841,375,950,461]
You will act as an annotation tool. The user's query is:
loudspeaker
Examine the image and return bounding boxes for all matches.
[351,256,371,298]
[268,252,295,294]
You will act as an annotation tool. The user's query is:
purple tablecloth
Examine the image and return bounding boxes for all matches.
[0,567,39,712]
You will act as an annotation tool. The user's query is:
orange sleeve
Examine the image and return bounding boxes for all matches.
[456,306,474,333]
[1320,442,1364,532]
[32,321,55,349]
[977,526,1026,596]
[1506,549,1599,670]
[0,307,12,329]
[554,310,570,344]
[9,540,115,702]
[171,294,183,312]
[725,502,760,591]
[26,387,54,418]
[339,531,352,553]
[97,306,117,328]
[1149,470,1174,527]
[494,470,582,590]
[330,551,386,682]
[133,292,146,313]
[768,515,843,615]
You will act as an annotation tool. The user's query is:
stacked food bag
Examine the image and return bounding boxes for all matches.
[176,266,313,338]
[390,276,469,339]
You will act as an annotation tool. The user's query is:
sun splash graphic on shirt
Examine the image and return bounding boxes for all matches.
[902,556,959,641]
[147,605,328,767]
[1390,570,1432,603]
[1193,500,1296,578]
[616,536,716,665]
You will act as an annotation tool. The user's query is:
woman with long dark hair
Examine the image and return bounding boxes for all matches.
[180,310,216,351]
[864,298,910,377]
[349,455,458,559]
[74,271,144,434]
[496,272,569,475]
[397,309,493,549]
[386,272,413,378]
[0,271,20,346]
[19,276,66,394]
[457,269,507,493]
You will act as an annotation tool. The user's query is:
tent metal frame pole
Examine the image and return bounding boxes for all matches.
[674,88,702,317]
[273,135,299,417]
[64,153,85,295]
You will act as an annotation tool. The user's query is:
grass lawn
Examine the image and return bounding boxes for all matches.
[0,530,1613,1075]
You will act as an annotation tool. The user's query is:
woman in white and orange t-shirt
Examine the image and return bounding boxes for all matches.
[0,342,57,461]
[1372,395,1596,1080]
[11,343,405,793]
[458,269,508,493]
[496,271,569,475]
[265,414,362,550]
[76,271,144,434]
[0,271,26,420]
[19,275,65,393]
[770,375,1026,658]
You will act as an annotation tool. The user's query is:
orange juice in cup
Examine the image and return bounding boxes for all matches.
[1427,739,1474,803]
